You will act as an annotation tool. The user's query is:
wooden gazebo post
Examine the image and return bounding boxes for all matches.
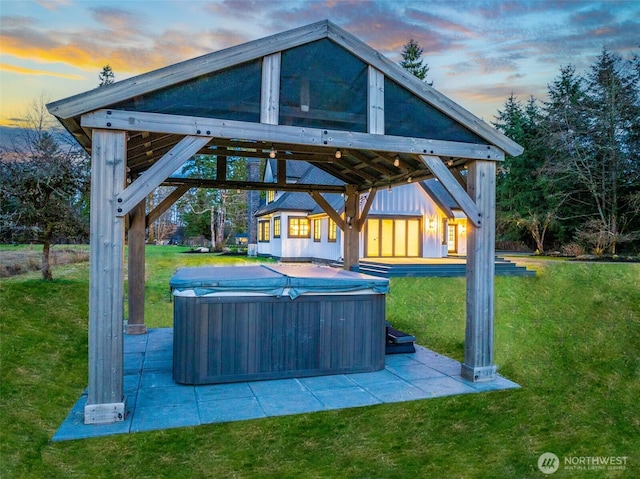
[462,160,497,381]
[126,198,147,335]
[342,184,359,271]
[84,129,127,424]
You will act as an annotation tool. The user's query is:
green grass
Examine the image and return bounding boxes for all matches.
[1,249,639,478]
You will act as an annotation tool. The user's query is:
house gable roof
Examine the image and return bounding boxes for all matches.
[420,178,460,218]
[256,160,344,217]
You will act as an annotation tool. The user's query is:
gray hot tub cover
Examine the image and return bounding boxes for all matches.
[170,264,389,298]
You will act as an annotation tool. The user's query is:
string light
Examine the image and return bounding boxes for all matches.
[393,156,400,167]
[269,145,277,158]
[335,149,342,159]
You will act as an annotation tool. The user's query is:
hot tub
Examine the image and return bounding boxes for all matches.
[170,264,389,385]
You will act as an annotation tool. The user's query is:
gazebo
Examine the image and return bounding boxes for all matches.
[47,20,523,425]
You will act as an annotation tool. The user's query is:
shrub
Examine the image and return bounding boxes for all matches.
[561,243,586,257]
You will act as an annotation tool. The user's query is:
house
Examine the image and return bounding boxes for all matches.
[255,159,467,262]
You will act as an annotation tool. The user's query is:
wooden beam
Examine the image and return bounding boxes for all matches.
[368,66,384,135]
[450,167,468,189]
[216,155,227,181]
[261,53,280,125]
[163,177,345,194]
[85,129,126,424]
[335,160,379,183]
[115,135,209,217]
[462,160,497,382]
[146,185,191,226]
[277,159,287,187]
[342,185,359,271]
[419,155,481,227]
[126,199,147,335]
[81,109,506,161]
[357,189,377,229]
[309,191,345,230]
[348,149,395,177]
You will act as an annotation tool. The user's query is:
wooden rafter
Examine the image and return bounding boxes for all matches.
[309,191,345,230]
[162,177,345,194]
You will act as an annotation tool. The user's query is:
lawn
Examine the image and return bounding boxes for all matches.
[1,246,638,478]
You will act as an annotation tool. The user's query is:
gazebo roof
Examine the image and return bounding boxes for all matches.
[47,20,522,195]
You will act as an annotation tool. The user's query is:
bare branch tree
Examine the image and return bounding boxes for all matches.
[0,94,89,279]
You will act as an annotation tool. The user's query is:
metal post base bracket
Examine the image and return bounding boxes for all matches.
[125,323,147,335]
[461,364,497,382]
[84,398,127,425]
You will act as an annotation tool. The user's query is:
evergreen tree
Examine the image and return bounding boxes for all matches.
[400,39,433,86]
[540,64,590,245]
[493,94,555,252]
[98,65,115,87]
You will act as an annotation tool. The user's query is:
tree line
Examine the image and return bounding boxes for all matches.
[1,46,638,281]
[492,48,639,256]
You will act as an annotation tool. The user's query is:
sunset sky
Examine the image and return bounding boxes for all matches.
[1,0,638,129]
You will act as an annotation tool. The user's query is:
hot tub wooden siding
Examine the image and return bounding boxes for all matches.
[173,293,386,385]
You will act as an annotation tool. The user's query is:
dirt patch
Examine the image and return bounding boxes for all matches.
[0,247,90,277]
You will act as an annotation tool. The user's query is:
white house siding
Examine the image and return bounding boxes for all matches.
[257,184,467,261]
[256,214,277,257]
[307,217,343,262]
[364,184,444,258]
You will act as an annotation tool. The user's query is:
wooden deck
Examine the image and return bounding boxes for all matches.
[348,256,535,277]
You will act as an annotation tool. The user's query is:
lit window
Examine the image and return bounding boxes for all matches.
[288,217,310,238]
[267,190,275,203]
[328,219,337,242]
[258,220,270,242]
[273,217,281,238]
[313,218,322,242]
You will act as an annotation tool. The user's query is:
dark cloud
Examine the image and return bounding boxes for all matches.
[1,15,37,29]
[467,0,582,20]
[446,61,475,76]
[404,8,475,37]
[90,6,139,32]
[512,18,640,69]
[569,7,615,27]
